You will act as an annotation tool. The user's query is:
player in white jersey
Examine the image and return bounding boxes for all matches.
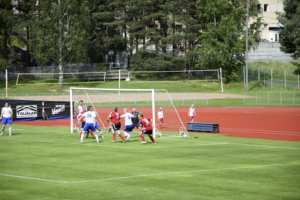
[157,107,164,128]
[0,102,13,136]
[77,100,85,114]
[188,104,196,122]
[78,106,99,143]
[120,108,134,142]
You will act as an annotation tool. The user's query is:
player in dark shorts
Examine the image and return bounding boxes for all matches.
[138,113,156,144]
[107,106,125,143]
[131,107,141,131]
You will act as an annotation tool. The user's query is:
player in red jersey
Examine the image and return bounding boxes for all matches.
[107,106,125,143]
[138,113,156,144]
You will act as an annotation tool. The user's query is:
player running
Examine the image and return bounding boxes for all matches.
[120,108,135,142]
[138,113,156,144]
[131,107,141,132]
[107,107,125,143]
[78,106,99,143]
[157,107,164,129]
[188,104,196,122]
[0,102,13,136]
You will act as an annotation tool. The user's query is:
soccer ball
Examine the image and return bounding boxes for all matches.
[125,77,130,82]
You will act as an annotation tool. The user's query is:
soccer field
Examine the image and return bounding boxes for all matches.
[0,124,300,200]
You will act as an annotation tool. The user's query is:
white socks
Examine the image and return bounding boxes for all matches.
[124,132,130,141]
[95,135,99,143]
[80,132,84,142]
[9,127,12,136]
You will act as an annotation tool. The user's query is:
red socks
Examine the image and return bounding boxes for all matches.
[113,133,116,141]
[118,133,125,141]
[149,135,155,143]
[140,134,146,142]
[90,130,94,138]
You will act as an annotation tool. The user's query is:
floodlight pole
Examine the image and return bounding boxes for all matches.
[245,0,250,92]
[5,69,8,98]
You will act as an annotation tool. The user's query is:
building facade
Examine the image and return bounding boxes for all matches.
[242,0,284,42]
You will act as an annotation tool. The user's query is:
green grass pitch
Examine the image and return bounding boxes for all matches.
[0,124,300,200]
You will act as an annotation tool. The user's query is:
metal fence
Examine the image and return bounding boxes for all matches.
[245,67,300,89]
[243,91,300,105]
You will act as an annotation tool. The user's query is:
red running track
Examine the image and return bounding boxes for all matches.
[14,107,300,142]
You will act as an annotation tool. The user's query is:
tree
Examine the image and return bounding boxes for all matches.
[0,0,13,69]
[196,0,261,82]
[278,0,300,59]
[30,0,91,85]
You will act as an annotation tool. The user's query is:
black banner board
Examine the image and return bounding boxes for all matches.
[0,100,73,121]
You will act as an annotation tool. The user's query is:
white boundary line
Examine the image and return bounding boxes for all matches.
[0,163,298,184]
[0,173,69,184]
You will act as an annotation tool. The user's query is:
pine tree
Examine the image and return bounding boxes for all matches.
[196,0,261,82]
[0,0,13,68]
[30,0,91,84]
[278,0,300,59]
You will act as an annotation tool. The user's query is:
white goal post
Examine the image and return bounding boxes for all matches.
[69,87,188,138]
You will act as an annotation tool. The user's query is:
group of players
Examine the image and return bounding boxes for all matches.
[76,100,156,144]
[0,101,196,141]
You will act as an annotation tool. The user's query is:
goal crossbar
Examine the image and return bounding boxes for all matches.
[70,87,156,137]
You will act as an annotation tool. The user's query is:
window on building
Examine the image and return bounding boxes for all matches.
[264,4,268,12]
[264,24,268,30]
[278,4,283,12]
[270,4,276,12]
[257,4,262,13]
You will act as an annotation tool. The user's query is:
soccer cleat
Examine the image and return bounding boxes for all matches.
[112,141,116,143]
[153,142,156,144]
[0,132,3,136]
[141,141,146,144]
[101,134,104,139]
[126,138,130,142]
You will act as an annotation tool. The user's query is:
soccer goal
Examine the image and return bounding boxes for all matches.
[69,87,188,138]
[121,68,224,92]
[16,72,106,85]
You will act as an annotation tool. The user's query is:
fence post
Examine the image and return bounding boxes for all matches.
[243,93,246,104]
[256,92,258,104]
[263,71,266,86]
[243,67,246,86]
[284,71,286,89]
[280,92,282,104]
[271,69,273,89]
[258,68,260,81]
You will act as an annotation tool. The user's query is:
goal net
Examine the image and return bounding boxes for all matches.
[16,72,106,85]
[70,88,188,138]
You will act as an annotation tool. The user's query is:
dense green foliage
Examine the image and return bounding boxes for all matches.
[0,0,13,68]
[278,0,300,59]
[3,0,261,81]
[0,124,300,200]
